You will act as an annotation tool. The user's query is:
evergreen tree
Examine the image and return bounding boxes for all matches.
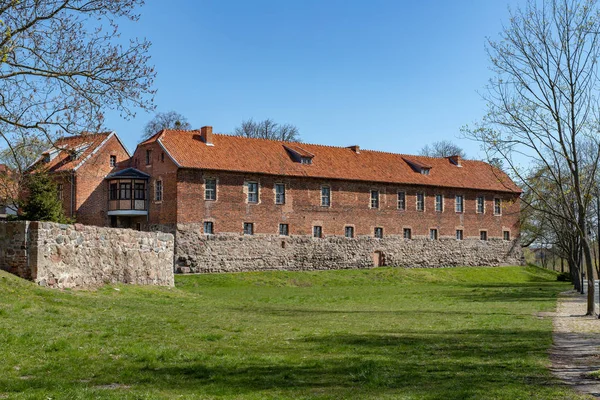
[21,172,69,223]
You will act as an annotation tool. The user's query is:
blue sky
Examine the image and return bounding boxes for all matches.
[107,0,522,157]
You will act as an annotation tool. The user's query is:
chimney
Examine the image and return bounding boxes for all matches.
[347,145,360,154]
[449,155,462,167]
[200,126,213,145]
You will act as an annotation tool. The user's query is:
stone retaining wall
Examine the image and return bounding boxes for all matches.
[173,223,523,273]
[0,221,174,288]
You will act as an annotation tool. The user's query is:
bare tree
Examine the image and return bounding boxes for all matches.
[0,0,156,154]
[142,111,191,140]
[234,118,300,142]
[419,140,466,158]
[463,0,600,313]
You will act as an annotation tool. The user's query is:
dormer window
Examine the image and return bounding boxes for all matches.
[284,145,315,165]
[403,157,432,175]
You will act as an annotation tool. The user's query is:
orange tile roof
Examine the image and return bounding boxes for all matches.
[33,132,112,173]
[150,130,521,194]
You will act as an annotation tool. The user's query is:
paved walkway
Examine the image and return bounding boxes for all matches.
[550,291,600,397]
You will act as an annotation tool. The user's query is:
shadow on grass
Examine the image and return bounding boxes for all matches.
[133,328,558,399]
[453,282,568,303]
[2,328,562,399]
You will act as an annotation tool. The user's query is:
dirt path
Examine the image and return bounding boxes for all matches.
[550,291,600,397]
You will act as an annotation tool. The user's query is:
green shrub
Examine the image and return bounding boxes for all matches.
[557,272,571,282]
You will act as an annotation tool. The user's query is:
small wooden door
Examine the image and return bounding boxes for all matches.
[373,251,384,267]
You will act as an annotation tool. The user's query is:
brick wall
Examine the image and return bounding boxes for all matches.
[131,141,178,225]
[75,135,131,226]
[175,170,520,239]
[0,221,174,289]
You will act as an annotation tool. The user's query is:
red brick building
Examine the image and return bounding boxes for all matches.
[35,132,131,226]
[43,127,523,272]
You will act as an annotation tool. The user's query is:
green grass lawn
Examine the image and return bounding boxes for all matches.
[0,266,587,399]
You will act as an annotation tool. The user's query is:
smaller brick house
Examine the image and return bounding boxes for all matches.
[34,132,131,226]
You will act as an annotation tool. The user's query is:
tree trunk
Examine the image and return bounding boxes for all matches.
[581,235,596,315]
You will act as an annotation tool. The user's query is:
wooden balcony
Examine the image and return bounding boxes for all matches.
[105,168,150,217]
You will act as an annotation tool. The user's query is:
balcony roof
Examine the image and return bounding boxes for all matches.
[105,167,150,180]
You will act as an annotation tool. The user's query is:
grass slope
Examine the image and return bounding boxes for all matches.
[0,266,586,399]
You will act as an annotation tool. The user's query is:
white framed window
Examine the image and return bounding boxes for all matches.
[374,227,383,238]
[455,195,464,213]
[247,182,259,203]
[203,221,214,235]
[205,179,216,201]
[275,183,285,205]
[503,231,510,241]
[430,228,438,240]
[370,190,379,209]
[416,192,425,211]
[476,196,485,214]
[398,191,406,211]
[313,225,323,238]
[321,186,331,207]
[57,183,64,201]
[494,198,502,215]
[243,222,254,235]
[109,155,116,167]
[279,223,289,236]
[345,226,354,238]
[435,194,443,212]
[155,180,163,202]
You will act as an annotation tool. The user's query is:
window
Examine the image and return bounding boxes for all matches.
[57,184,64,201]
[301,157,312,165]
[403,228,412,239]
[275,184,285,205]
[120,182,132,200]
[455,195,464,213]
[204,221,214,235]
[416,192,425,211]
[456,229,463,240]
[155,180,162,201]
[430,228,438,240]
[345,226,354,238]
[503,231,511,241]
[161,152,165,162]
[110,155,116,167]
[109,183,118,200]
[145,149,152,165]
[435,194,443,212]
[247,182,258,203]
[494,198,502,215]
[398,192,406,211]
[370,190,379,209]
[313,226,322,238]
[134,183,145,200]
[480,231,488,241]
[321,186,331,207]
[476,196,485,214]
[421,168,430,175]
[205,179,216,201]
[279,223,289,236]
[243,222,254,235]
[374,227,383,238]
